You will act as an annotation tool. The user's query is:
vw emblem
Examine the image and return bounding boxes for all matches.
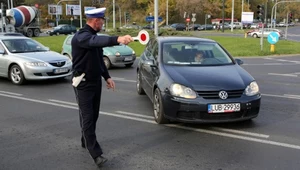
[57,61,62,66]
[219,91,228,100]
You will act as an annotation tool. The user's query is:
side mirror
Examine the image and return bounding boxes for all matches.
[45,47,50,51]
[235,58,244,65]
[144,59,155,66]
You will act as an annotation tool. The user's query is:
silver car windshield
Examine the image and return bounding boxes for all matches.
[162,41,234,66]
[2,39,48,53]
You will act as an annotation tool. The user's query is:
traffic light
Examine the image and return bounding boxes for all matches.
[2,4,7,17]
[125,12,130,21]
[289,12,293,23]
[256,5,264,22]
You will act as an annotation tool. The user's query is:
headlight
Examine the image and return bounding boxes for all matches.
[170,83,197,99]
[245,81,259,96]
[66,58,72,65]
[25,62,47,67]
[115,52,120,57]
[132,50,135,55]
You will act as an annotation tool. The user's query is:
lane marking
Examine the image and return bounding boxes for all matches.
[112,77,136,83]
[49,99,78,106]
[116,111,154,119]
[1,94,300,150]
[0,91,23,96]
[165,124,300,150]
[268,73,298,77]
[262,93,300,100]
[210,127,269,138]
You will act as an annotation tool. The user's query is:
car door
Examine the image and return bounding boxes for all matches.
[0,43,9,76]
[143,40,159,98]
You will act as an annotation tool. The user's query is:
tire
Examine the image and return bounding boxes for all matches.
[26,29,33,37]
[103,57,111,69]
[33,29,40,37]
[56,32,60,36]
[125,63,133,67]
[153,88,169,124]
[9,65,26,85]
[136,71,145,95]
[253,34,258,38]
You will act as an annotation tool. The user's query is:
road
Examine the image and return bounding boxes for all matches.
[0,56,300,170]
[191,25,300,41]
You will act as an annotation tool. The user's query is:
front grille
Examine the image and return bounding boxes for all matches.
[47,70,70,76]
[197,90,244,99]
[49,61,66,67]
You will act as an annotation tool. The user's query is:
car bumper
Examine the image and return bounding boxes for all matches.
[23,64,72,80]
[108,55,136,65]
[162,93,261,123]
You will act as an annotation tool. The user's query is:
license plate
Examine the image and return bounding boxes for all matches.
[54,68,68,74]
[124,56,133,61]
[208,103,240,113]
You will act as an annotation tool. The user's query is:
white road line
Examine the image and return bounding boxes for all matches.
[264,63,283,65]
[49,99,78,106]
[165,124,300,150]
[268,73,298,77]
[1,94,300,150]
[0,91,23,96]
[262,93,300,100]
[210,127,270,138]
[112,77,136,83]
[284,94,300,98]
[116,111,154,119]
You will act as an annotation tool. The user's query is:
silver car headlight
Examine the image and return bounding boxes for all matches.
[132,50,135,55]
[170,83,197,99]
[25,62,47,67]
[245,81,259,96]
[115,52,121,57]
[66,58,72,65]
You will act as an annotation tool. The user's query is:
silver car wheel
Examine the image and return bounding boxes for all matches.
[11,67,22,83]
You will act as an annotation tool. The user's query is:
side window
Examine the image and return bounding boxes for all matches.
[151,41,158,60]
[0,43,5,51]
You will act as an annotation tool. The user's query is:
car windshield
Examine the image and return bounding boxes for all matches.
[3,39,49,53]
[162,41,234,66]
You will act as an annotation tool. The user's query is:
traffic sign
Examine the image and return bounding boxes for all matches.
[191,18,196,22]
[133,30,150,45]
[145,16,163,22]
[267,32,279,44]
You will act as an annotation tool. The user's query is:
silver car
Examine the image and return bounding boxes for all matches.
[0,36,72,85]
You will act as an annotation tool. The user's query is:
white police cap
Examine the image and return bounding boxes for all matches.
[85,7,106,19]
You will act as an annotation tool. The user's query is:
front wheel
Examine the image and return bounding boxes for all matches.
[136,71,145,95]
[33,29,40,37]
[103,57,111,69]
[153,88,169,124]
[9,65,26,85]
[253,34,258,38]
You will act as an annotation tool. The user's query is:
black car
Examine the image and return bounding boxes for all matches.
[49,24,77,36]
[170,23,186,31]
[136,36,261,124]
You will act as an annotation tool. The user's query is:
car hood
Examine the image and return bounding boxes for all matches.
[105,45,134,55]
[164,64,254,91]
[13,51,69,62]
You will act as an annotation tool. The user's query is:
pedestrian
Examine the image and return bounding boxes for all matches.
[71,7,133,168]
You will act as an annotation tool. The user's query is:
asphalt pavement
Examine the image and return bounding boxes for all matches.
[0,55,300,170]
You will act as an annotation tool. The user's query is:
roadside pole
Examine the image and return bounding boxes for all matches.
[285,12,288,40]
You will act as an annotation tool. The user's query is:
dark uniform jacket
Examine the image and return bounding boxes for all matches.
[71,25,119,81]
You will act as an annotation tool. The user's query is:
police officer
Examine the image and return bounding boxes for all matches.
[71,7,133,168]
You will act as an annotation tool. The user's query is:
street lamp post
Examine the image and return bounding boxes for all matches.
[166,0,168,25]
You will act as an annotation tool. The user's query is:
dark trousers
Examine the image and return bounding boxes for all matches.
[73,79,103,159]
